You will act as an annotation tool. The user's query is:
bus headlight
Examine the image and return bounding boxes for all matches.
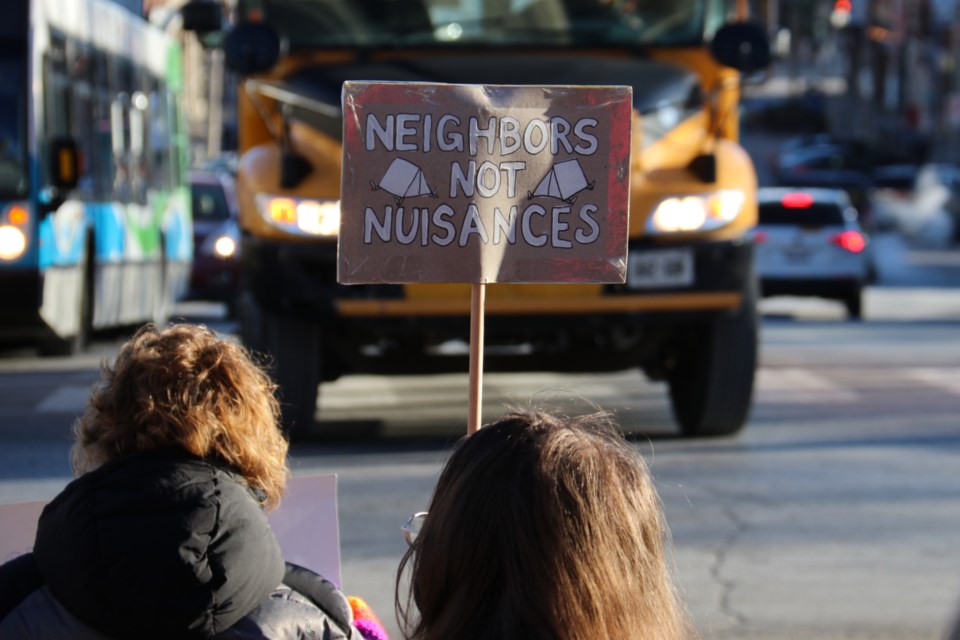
[256,195,340,237]
[0,225,27,260]
[647,190,745,234]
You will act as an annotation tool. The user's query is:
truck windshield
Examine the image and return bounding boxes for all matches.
[246,0,726,49]
[0,53,27,197]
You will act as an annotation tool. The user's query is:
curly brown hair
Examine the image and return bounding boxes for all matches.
[71,323,289,510]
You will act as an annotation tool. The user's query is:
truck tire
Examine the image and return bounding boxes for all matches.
[667,277,758,437]
[237,291,265,354]
[263,311,322,436]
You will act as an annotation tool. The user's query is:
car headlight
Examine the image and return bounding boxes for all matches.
[255,194,340,237]
[200,222,240,259]
[647,190,745,234]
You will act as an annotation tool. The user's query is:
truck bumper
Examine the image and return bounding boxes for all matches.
[241,235,754,374]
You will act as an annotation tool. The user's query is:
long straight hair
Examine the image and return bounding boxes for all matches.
[396,409,695,640]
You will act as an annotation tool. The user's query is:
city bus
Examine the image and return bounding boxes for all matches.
[215,0,769,436]
[0,0,193,355]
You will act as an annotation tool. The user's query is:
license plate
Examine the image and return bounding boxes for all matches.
[627,249,694,289]
[784,247,811,261]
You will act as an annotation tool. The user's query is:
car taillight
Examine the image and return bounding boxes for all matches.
[782,192,814,208]
[831,230,865,253]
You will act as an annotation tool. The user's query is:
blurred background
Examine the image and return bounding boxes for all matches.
[2,2,960,639]
[134,0,960,253]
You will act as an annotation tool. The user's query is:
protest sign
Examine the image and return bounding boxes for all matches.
[338,82,633,284]
[0,473,342,587]
[338,82,633,431]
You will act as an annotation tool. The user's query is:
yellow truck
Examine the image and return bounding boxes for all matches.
[204,0,769,436]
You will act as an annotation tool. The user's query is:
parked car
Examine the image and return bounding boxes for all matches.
[188,170,241,308]
[869,163,958,244]
[869,164,920,231]
[754,187,871,319]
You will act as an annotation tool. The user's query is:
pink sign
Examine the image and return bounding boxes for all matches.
[0,474,342,587]
[268,473,342,587]
[0,500,46,564]
[339,82,633,284]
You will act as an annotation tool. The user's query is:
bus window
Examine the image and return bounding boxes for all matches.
[149,88,172,192]
[0,52,27,197]
[91,50,114,201]
[110,95,130,202]
[130,92,149,204]
[68,40,95,200]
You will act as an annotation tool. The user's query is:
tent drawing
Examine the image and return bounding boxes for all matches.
[370,157,438,205]
[528,158,595,204]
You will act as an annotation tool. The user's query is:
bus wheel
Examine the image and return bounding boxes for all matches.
[263,311,321,436]
[39,236,94,357]
[667,277,758,437]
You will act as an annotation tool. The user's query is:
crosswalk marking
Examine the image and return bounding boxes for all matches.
[33,367,960,416]
[904,368,960,396]
[36,385,93,414]
[755,368,861,403]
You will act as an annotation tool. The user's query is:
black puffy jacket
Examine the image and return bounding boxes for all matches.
[0,450,361,640]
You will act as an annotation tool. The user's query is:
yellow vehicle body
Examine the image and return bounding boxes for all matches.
[225,1,767,436]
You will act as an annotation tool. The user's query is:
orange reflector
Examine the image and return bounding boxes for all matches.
[8,205,28,226]
[59,149,76,183]
[268,198,297,225]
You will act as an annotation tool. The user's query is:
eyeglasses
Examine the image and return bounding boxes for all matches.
[402,511,427,546]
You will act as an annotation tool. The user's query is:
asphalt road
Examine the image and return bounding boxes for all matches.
[1,232,959,639]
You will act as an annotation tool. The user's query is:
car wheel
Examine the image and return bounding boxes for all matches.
[844,288,863,320]
[667,275,758,437]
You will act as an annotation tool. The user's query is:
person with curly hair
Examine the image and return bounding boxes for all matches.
[0,323,386,640]
[396,409,695,640]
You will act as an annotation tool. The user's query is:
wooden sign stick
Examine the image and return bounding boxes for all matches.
[468,282,486,434]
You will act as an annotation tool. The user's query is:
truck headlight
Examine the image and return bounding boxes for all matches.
[0,225,26,260]
[647,190,744,234]
[255,195,340,237]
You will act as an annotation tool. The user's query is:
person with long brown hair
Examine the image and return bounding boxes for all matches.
[396,409,695,640]
[0,323,380,640]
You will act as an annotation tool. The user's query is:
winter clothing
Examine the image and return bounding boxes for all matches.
[348,597,391,640]
[0,450,362,640]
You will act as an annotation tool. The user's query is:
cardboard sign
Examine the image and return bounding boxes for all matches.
[339,82,633,284]
[268,473,342,587]
[0,473,342,587]
[0,500,47,565]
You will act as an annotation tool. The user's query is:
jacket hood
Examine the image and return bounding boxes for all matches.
[33,450,285,639]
